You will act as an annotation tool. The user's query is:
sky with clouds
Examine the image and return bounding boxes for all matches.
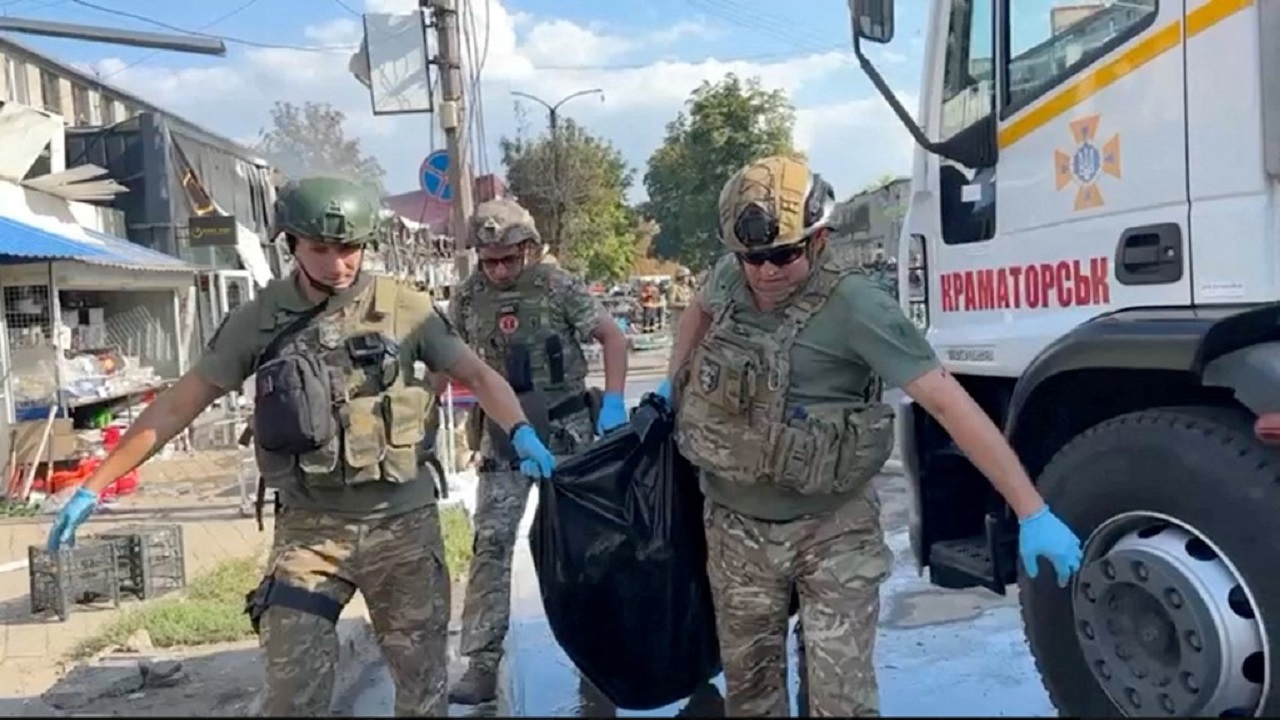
[1,0,929,203]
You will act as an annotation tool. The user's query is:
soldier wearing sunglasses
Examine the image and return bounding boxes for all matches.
[447,198,631,705]
[652,155,1083,716]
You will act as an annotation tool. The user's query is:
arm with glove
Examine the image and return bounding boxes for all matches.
[590,308,630,435]
[446,350,555,480]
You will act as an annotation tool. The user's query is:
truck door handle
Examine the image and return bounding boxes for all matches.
[1115,223,1183,286]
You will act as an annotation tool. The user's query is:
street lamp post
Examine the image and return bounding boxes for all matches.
[510,88,604,257]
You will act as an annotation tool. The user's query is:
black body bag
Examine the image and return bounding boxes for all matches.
[529,395,722,710]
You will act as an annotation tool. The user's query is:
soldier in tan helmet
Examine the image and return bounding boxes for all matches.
[447,197,631,705]
[652,156,1084,715]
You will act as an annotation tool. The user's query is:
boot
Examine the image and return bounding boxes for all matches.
[448,662,498,705]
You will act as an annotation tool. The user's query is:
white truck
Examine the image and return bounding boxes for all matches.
[848,0,1278,715]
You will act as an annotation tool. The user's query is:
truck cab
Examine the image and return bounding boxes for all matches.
[849,0,1280,715]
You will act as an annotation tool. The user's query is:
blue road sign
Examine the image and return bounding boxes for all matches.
[420,150,453,201]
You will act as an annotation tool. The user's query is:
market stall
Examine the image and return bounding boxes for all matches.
[0,231,198,504]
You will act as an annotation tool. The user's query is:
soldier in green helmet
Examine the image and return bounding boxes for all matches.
[46,176,557,717]
[447,197,631,705]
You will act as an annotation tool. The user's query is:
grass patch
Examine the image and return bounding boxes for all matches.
[440,503,474,582]
[71,555,263,659]
[70,506,474,660]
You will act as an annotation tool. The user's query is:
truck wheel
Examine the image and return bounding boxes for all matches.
[1020,406,1275,717]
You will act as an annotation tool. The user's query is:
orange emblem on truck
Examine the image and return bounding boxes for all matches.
[1054,115,1121,211]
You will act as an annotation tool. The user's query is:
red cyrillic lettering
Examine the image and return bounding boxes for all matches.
[1008,266,1024,307]
[1090,257,1111,305]
[976,269,995,310]
[963,271,977,312]
[1056,261,1073,307]
[1025,264,1041,308]
[1072,259,1091,305]
[995,268,1011,309]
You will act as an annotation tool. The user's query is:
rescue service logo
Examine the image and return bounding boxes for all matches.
[1054,115,1121,211]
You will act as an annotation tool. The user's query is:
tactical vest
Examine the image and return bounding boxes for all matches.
[460,263,588,404]
[251,275,436,492]
[675,254,895,496]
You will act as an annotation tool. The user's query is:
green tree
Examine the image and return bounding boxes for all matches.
[255,101,386,195]
[500,112,637,282]
[642,74,799,269]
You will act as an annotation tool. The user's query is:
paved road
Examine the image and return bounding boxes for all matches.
[351,380,1056,716]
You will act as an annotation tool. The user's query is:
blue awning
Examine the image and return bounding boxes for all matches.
[0,213,198,272]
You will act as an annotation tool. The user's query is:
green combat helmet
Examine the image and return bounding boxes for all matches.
[274,176,383,246]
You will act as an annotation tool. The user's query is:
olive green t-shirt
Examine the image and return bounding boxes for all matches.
[194,273,468,519]
[696,254,940,521]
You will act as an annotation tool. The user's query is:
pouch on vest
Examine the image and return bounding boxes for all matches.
[769,402,895,495]
[253,303,337,455]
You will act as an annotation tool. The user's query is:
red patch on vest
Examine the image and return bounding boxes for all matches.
[1256,414,1280,444]
[498,314,519,334]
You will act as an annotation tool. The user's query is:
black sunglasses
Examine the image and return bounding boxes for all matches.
[738,243,808,267]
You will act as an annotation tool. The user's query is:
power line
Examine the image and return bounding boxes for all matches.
[328,0,360,16]
[68,0,354,52]
[533,45,847,71]
[98,0,263,80]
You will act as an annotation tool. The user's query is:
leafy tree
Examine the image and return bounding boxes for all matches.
[643,74,799,270]
[630,218,684,276]
[500,112,637,282]
[255,101,386,195]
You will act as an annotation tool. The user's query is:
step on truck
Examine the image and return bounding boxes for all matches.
[848,0,1279,715]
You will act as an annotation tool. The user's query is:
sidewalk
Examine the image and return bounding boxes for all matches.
[0,441,272,705]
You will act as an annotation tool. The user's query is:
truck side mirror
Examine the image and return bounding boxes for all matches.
[849,0,894,43]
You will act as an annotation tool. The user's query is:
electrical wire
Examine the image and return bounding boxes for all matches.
[67,0,355,52]
[532,45,848,71]
[329,0,360,17]
[98,0,263,80]
[683,0,837,56]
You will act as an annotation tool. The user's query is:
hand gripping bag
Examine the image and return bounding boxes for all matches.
[529,395,722,710]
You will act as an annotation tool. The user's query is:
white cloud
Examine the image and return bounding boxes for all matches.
[79,0,914,202]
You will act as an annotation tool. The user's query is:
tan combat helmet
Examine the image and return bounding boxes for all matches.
[469,198,541,248]
[717,155,837,253]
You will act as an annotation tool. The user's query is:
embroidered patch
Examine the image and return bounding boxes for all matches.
[699,358,721,392]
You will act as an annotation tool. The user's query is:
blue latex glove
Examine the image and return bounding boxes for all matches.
[653,378,673,404]
[47,487,99,552]
[596,391,628,435]
[512,424,555,480]
[1019,505,1083,587]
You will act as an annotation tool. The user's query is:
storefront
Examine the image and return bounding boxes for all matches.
[0,212,199,504]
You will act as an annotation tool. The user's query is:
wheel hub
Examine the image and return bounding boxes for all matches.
[1073,520,1265,716]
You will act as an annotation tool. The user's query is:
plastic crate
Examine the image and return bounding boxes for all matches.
[93,524,186,600]
[28,541,121,621]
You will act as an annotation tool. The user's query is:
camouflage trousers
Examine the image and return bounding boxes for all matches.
[260,505,450,717]
[458,413,593,669]
[704,488,892,717]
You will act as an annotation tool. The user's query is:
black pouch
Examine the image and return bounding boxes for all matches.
[252,301,336,454]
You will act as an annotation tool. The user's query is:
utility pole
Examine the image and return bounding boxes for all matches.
[426,0,474,280]
[511,88,603,259]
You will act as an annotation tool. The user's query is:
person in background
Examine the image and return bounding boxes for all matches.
[654,155,1083,716]
[447,198,630,705]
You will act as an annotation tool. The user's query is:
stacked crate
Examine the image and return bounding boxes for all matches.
[27,524,186,621]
